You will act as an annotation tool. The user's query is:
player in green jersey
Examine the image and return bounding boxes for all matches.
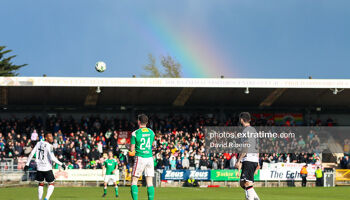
[102,151,119,198]
[129,114,155,200]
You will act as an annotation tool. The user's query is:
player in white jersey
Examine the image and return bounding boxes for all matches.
[24,133,66,200]
[235,112,260,200]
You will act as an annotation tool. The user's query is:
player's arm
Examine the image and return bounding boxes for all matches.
[235,152,246,168]
[102,162,106,176]
[237,152,246,163]
[254,163,260,175]
[112,160,118,174]
[129,131,136,156]
[48,146,64,169]
[130,144,135,153]
[24,143,38,171]
[235,153,246,177]
[235,161,242,177]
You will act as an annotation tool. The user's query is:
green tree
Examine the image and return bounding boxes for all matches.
[142,54,161,77]
[0,46,27,76]
[142,54,182,78]
[161,55,181,78]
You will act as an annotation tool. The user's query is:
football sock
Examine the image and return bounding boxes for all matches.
[252,188,260,200]
[45,184,54,200]
[38,183,44,200]
[245,186,255,200]
[115,186,118,196]
[104,186,107,195]
[147,186,155,200]
[131,185,138,200]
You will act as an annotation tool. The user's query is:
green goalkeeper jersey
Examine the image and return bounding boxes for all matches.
[131,127,155,158]
[104,158,117,175]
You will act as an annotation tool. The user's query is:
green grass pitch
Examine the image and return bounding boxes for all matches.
[0,186,349,200]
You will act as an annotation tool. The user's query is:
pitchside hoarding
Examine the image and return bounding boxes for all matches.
[260,163,318,181]
[161,164,319,182]
[161,170,210,181]
[52,165,320,182]
[335,169,350,181]
[211,169,260,181]
[53,169,104,181]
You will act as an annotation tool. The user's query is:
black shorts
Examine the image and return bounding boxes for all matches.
[240,161,258,182]
[35,170,55,183]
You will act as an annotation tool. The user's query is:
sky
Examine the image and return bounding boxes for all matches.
[1,0,349,78]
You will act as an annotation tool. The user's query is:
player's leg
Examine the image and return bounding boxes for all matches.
[145,157,155,200]
[103,180,108,197]
[38,182,44,200]
[35,171,45,200]
[45,182,55,200]
[240,180,256,200]
[241,162,260,200]
[244,181,260,200]
[131,176,139,200]
[113,171,119,197]
[114,182,119,197]
[240,181,248,199]
[145,176,154,200]
[240,180,246,189]
[131,156,143,200]
[103,174,111,197]
[240,162,250,200]
[44,171,56,200]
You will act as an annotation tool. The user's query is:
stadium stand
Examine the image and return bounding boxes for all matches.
[0,77,350,174]
[1,113,346,173]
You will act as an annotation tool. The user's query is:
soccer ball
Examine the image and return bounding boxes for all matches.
[95,61,106,72]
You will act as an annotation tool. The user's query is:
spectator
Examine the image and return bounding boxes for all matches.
[163,155,170,170]
[229,155,237,169]
[212,158,218,170]
[199,156,208,170]
[315,166,323,186]
[97,141,103,154]
[90,147,100,161]
[340,156,349,169]
[189,156,195,170]
[170,156,176,170]
[194,153,201,169]
[67,161,74,169]
[182,156,189,169]
[176,157,183,169]
[105,129,112,141]
[0,114,326,171]
[300,165,308,187]
[156,157,164,170]
[30,129,38,142]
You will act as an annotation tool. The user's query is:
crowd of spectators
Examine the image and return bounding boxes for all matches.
[0,114,343,171]
[340,156,350,169]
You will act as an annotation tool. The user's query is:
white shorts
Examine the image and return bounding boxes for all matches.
[104,172,119,183]
[132,156,154,177]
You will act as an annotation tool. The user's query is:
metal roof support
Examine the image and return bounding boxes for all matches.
[173,88,195,106]
[259,88,287,107]
[84,87,99,106]
[0,87,8,105]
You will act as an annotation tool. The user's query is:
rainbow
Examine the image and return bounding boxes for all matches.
[128,16,237,78]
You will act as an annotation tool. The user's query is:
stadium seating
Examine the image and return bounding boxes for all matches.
[0,114,345,171]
